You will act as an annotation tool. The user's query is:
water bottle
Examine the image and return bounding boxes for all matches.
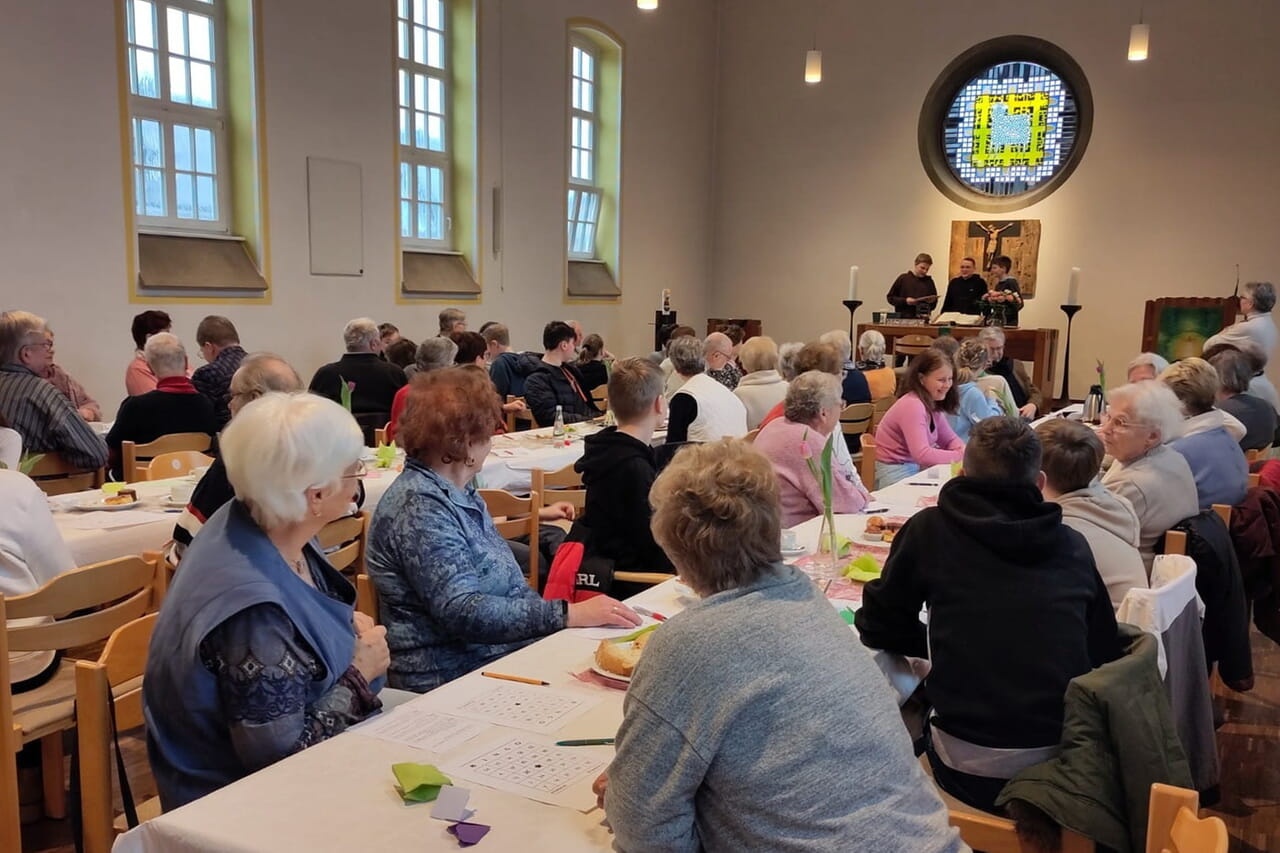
[552,405,566,436]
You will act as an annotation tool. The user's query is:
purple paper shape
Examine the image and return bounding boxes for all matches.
[447,821,491,846]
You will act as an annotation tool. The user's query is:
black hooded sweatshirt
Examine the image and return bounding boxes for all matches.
[855,477,1120,750]
[574,427,674,574]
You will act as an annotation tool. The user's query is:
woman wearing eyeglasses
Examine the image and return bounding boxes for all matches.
[1100,381,1199,572]
[145,392,390,809]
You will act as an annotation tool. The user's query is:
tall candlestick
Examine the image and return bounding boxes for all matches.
[848,266,859,301]
[1067,267,1081,306]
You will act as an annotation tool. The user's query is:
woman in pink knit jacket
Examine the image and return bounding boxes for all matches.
[874,349,964,488]
[754,371,870,528]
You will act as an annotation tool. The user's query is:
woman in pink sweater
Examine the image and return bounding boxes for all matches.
[754,371,870,528]
[874,349,964,488]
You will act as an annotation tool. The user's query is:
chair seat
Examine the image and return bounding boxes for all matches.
[918,754,996,818]
[13,662,142,744]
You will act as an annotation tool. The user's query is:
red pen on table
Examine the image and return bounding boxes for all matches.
[632,606,667,622]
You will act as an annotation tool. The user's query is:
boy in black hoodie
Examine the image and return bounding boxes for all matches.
[855,416,1119,813]
[574,357,675,575]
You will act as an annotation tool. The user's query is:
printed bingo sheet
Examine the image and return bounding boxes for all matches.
[444,736,610,810]
[454,683,601,734]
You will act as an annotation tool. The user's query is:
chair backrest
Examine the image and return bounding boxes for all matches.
[840,402,874,437]
[374,426,388,447]
[1146,783,1227,853]
[26,451,105,496]
[859,432,878,490]
[356,573,378,620]
[141,450,213,481]
[4,554,164,654]
[1247,471,1261,489]
[1210,503,1231,526]
[0,597,22,852]
[75,613,158,853]
[893,333,934,358]
[591,387,609,410]
[316,512,369,575]
[531,465,586,515]
[479,489,541,588]
[1244,447,1269,464]
[1163,530,1188,556]
[122,432,212,483]
[870,395,894,432]
[744,427,760,443]
[949,810,1094,853]
[504,396,528,434]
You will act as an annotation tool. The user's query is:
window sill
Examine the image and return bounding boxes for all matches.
[136,232,267,294]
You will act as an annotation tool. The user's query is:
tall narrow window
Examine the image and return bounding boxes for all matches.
[397,0,451,250]
[126,0,229,232]
[567,40,600,259]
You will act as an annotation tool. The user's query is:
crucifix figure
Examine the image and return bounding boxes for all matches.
[977,221,1016,270]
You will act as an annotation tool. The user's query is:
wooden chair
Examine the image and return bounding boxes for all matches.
[480,489,542,589]
[532,465,587,517]
[374,426,388,447]
[317,511,369,576]
[870,395,894,432]
[1247,471,1261,489]
[26,452,105,496]
[893,333,934,359]
[591,387,609,411]
[504,396,529,434]
[122,433,212,483]
[858,432,879,491]
[1210,504,1231,526]
[744,428,761,443]
[75,613,162,853]
[1164,530,1188,556]
[948,809,1094,853]
[613,570,676,587]
[0,553,164,836]
[140,450,213,481]
[841,402,874,439]
[356,573,378,620]
[1146,783,1228,853]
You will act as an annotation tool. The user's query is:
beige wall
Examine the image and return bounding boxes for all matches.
[710,0,1280,399]
[0,0,716,416]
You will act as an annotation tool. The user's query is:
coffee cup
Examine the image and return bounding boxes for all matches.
[780,529,799,551]
[170,482,195,504]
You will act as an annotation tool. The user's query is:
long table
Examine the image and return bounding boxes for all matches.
[858,322,1059,400]
[112,467,953,852]
[53,423,616,567]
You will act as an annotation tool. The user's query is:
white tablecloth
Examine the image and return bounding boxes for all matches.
[111,467,945,853]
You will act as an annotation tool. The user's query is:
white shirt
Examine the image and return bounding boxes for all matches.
[673,373,749,442]
[1,469,77,683]
[0,427,21,471]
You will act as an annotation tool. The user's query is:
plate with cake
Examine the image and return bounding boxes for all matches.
[861,515,906,544]
[591,625,658,683]
[75,489,140,511]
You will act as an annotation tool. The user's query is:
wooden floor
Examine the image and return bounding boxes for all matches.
[20,629,1280,852]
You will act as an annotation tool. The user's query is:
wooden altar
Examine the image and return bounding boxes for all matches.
[856,323,1061,400]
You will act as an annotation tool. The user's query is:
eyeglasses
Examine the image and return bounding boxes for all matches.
[341,459,368,479]
[22,340,53,352]
[1100,412,1150,432]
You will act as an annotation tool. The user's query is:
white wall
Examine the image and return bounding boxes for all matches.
[710,0,1280,399]
[0,0,717,416]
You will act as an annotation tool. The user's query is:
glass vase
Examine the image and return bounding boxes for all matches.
[983,304,1007,327]
[815,509,840,578]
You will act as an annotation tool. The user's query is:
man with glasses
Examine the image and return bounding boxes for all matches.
[704,331,741,391]
[0,310,107,471]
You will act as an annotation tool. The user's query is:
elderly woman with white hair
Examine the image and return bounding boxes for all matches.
[1125,351,1170,383]
[819,329,872,407]
[1100,382,1200,571]
[665,335,748,443]
[754,371,870,527]
[597,439,964,853]
[144,393,391,809]
[733,335,789,430]
[1159,358,1249,508]
[856,329,897,400]
[1206,281,1278,411]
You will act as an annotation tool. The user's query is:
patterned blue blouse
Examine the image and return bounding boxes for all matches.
[366,458,567,692]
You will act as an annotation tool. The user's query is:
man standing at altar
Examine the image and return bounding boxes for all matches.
[940,257,987,315]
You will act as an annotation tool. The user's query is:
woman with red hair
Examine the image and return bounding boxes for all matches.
[365,368,638,692]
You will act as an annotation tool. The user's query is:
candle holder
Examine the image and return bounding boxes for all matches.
[1054,304,1083,410]
[842,299,863,342]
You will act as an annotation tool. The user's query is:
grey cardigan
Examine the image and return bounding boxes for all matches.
[605,565,966,853]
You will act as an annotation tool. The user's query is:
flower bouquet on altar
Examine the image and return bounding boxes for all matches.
[977,289,1023,327]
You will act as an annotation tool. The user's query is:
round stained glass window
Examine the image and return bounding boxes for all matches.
[919,37,1093,213]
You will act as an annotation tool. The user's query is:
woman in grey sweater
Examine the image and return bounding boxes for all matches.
[597,439,965,853]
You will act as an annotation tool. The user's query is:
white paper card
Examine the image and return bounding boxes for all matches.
[352,709,487,755]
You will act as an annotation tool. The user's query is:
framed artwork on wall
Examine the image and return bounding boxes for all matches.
[948,219,1041,297]
[1140,297,1236,362]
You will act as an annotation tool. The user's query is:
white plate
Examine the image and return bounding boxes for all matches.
[589,662,631,684]
[780,546,807,557]
[74,498,141,512]
[162,498,190,509]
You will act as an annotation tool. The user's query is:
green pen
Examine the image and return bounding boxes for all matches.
[555,738,615,747]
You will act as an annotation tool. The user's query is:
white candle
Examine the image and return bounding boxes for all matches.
[1067,267,1081,306]
[848,266,859,301]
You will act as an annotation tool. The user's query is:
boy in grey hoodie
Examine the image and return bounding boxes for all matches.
[1037,419,1149,610]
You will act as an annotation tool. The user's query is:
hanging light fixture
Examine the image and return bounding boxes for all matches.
[804,49,823,84]
[637,0,658,10]
[1128,3,1149,61]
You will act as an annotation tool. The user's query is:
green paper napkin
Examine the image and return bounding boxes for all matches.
[392,762,452,803]
[842,554,882,583]
[610,623,660,644]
